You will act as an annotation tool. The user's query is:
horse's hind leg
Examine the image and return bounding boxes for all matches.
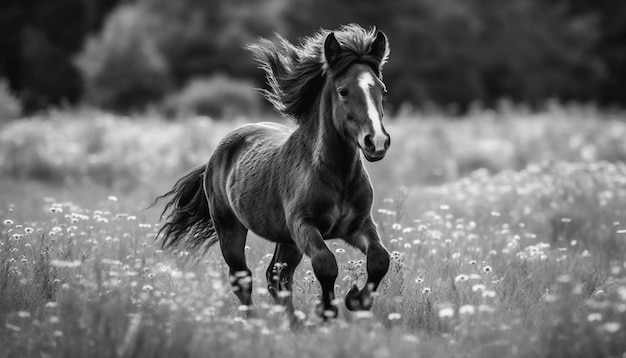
[266,243,303,314]
[211,204,253,309]
[344,217,390,311]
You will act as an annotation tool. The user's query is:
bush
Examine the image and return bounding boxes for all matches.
[163,75,261,119]
[75,5,171,113]
[0,79,21,122]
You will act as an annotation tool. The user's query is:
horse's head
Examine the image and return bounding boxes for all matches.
[324,31,391,162]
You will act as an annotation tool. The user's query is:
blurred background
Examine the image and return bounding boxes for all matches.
[1,0,625,116]
[0,0,625,202]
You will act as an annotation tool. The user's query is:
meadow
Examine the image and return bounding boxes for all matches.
[1,106,626,357]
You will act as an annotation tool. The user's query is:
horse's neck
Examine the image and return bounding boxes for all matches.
[305,96,362,182]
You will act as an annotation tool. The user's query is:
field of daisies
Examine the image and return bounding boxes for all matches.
[1,105,626,358]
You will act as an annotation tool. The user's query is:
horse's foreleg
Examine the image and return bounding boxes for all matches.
[345,217,390,311]
[290,220,339,319]
[266,243,303,315]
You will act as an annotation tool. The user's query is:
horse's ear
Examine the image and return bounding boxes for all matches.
[323,32,342,70]
[370,30,390,71]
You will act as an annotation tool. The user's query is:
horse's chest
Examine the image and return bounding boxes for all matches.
[318,202,357,239]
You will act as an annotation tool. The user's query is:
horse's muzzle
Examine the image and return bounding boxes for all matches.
[362,133,390,162]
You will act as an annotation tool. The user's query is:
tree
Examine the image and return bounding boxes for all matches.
[0,0,120,113]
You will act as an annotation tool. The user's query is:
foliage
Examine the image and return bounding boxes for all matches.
[2,0,626,113]
[285,0,603,109]
[76,5,171,113]
[0,0,119,113]
[0,111,237,189]
[0,79,21,122]
[162,75,261,119]
[1,106,626,193]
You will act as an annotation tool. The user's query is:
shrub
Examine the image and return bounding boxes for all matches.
[163,75,261,119]
[0,79,21,122]
[75,5,171,113]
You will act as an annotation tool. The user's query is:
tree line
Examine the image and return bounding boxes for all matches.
[1,0,624,114]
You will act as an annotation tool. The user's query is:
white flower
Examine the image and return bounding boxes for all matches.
[459,305,475,316]
[438,307,455,318]
[587,313,602,322]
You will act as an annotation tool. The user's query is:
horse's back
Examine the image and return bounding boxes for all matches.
[205,122,293,240]
[208,122,291,169]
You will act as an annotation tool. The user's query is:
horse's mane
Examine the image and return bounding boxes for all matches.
[246,24,389,123]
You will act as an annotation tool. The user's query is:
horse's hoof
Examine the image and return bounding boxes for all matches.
[345,285,373,311]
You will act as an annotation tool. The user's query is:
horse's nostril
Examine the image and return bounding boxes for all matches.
[364,135,375,150]
[384,135,391,149]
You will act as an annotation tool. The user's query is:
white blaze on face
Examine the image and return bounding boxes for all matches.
[357,72,386,149]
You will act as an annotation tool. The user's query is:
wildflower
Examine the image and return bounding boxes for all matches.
[294,310,306,321]
[388,312,402,321]
[50,260,82,268]
[335,248,345,254]
[49,316,60,324]
[142,285,154,291]
[482,290,497,298]
[3,219,14,225]
[601,322,621,333]
[107,196,118,202]
[45,302,58,309]
[415,277,423,284]
[478,304,495,313]
[16,311,30,318]
[24,227,33,234]
[392,223,402,230]
[438,307,455,318]
[544,294,559,303]
[5,324,20,332]
[354,311,373,319]
[587,313,602,322]
[482,266,493,273]
[459,305,475,316]
[454,274,469,283]
[422,287,431,294]
[471,284,486,292]
[469,260,477,265]
[581,250,591,258]
[557,275,571,283]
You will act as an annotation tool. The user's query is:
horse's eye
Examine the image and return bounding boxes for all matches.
[337,88,349,98]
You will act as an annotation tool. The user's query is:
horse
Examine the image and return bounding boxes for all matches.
[155,24,392,320]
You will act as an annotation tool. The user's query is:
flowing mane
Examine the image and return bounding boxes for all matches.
[246,24,390,123]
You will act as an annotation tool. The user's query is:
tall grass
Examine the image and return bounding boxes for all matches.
[1,107,626,357]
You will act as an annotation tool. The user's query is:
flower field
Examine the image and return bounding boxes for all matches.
[1,107,626,357]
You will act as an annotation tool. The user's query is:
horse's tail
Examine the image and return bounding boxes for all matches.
[154,165,218,253]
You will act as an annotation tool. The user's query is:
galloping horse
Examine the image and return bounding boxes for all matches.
[156,24,391,319]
